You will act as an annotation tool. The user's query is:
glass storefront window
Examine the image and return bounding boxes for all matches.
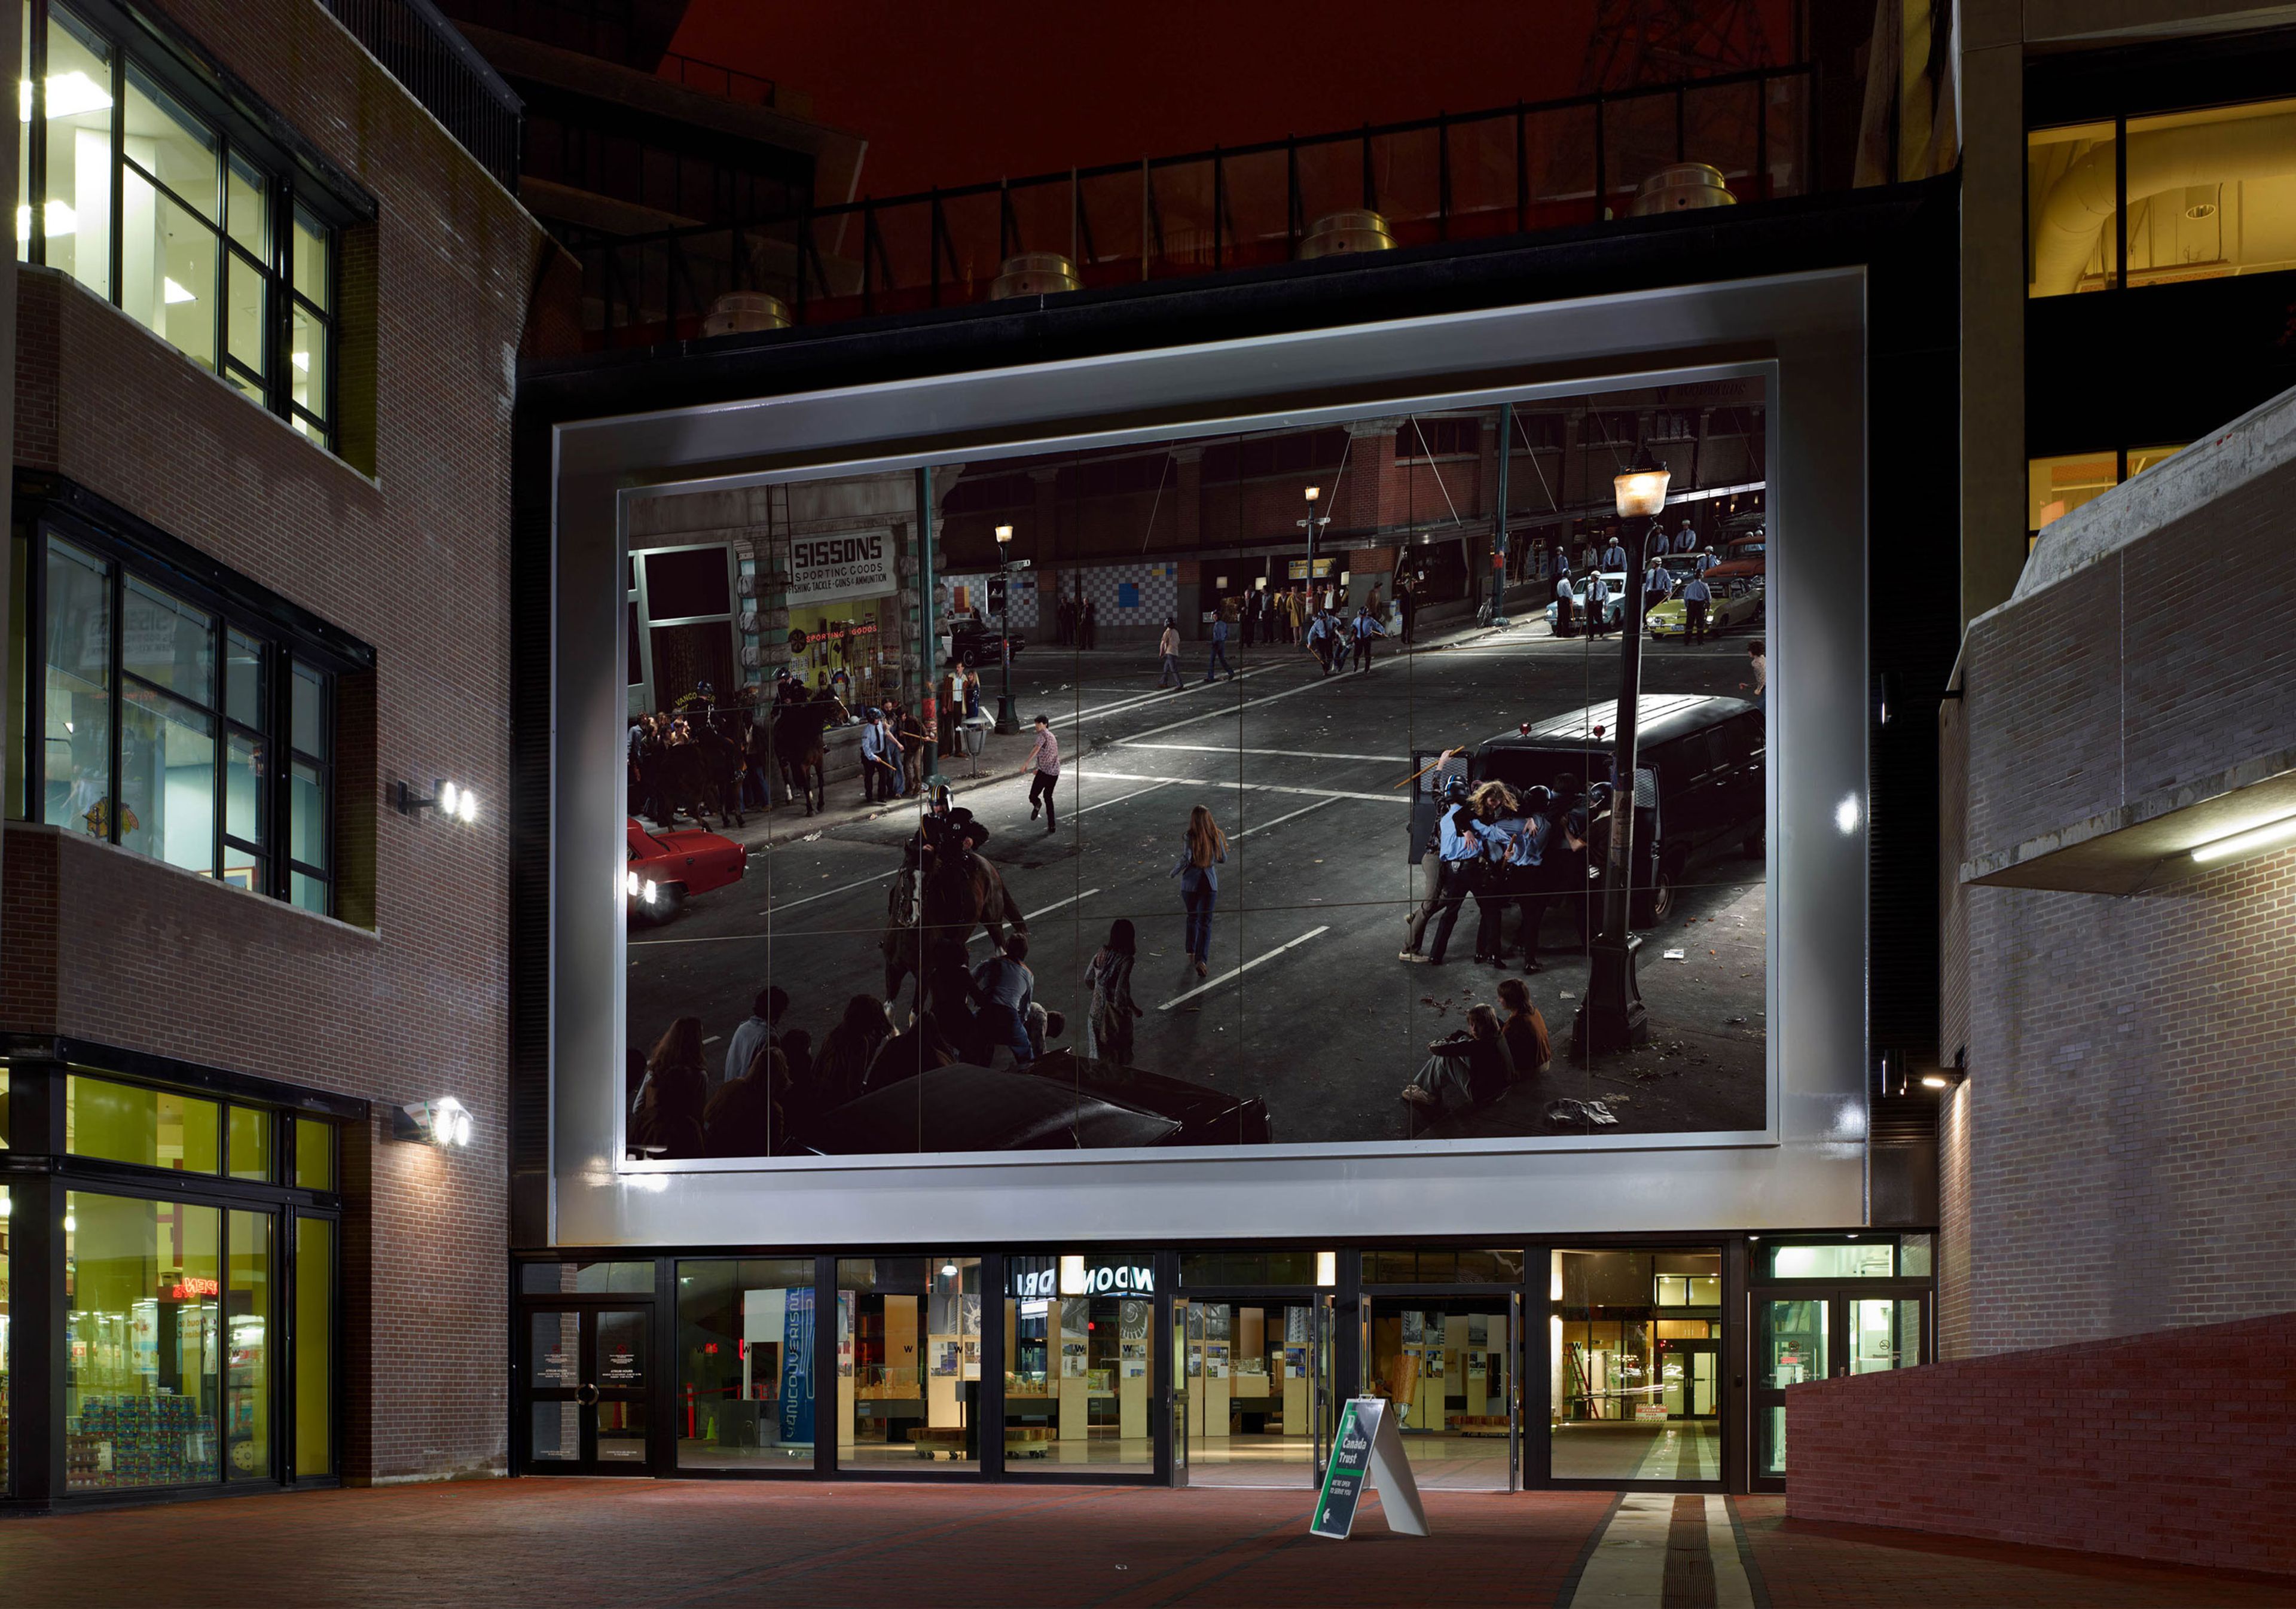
[64,1192,222,1490]
[227,1107,271,1182]
[2,1183,11,1490]
[521,1260,653,1296]
[36,5,115,300]
[2028,451,2118,532]
[294,1216,333,1476]
[294,1118,334,1192]
[675,1258,813,1470]
[1551,1248,1721,1482]
[837,1256,978,1472]
[1003,1254,1154,1473]
[1365,1296,1514,1491]
[226,1210,271,1480]
[1362,1248,1524,1284]
[1764,1241,1896,1280]
[1178,1250,1333,1287]
[66,1074,220,1173]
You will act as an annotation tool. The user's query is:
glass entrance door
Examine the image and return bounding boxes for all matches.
[1180,1296,1333,1487]
[1367,1295,1518,1490]
[1754,1292,1926,1482]
[523,1306,652,1473]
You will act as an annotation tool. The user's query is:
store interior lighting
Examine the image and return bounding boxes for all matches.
[20,71,114,120]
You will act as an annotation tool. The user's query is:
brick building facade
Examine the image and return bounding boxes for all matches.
[2,0,560,1500]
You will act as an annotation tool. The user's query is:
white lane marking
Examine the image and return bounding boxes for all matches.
[1116,741,1406,763]
[630,867,894,943]
[765,869,896,912]
[1110,625,1496,743]
[969,889,1101,947]
[1070,779,1176,818]
[1230,796,1344,839]
[1157,925,1329,1012]
[1073,768,1405,804]
[1039,665,1278,729]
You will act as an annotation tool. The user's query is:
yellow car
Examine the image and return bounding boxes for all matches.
[1646,575,1764,639]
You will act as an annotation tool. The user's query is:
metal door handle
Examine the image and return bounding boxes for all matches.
[576,1384,600,1406]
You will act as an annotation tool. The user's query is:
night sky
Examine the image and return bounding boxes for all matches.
[667,2,1790,201]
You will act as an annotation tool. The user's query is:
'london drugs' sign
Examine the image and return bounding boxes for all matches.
[787,530,896,606]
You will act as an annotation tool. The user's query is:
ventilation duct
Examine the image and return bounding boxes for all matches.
[2032,112,2296,297]
[1299,209,1395,258]
[1632,163,1738,215]
[991,252,1080,298]
[700,292,790,337]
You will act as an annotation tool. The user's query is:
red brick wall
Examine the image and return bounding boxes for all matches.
[1785,1312,2296,1577]
[6,0,550,1483]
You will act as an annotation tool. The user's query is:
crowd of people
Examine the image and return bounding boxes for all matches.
[1401,766,1615,973]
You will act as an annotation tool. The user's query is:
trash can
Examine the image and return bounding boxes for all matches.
[960,715,990,777]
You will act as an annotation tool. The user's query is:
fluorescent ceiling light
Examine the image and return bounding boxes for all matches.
[14,199,77,242]
[2190,810,2296,865]
[20,71,114,122]
[163,277,197,304]
[291,350,310,372]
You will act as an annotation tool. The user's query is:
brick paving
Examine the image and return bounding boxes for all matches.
[2,1483,2290,1607]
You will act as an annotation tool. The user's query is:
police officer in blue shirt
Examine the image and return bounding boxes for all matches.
[1683,570,1714,643]
[1422,776,1508,967]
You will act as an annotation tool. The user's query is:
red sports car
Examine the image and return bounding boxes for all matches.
[625,817,746,924]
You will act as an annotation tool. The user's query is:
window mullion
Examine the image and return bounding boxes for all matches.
[28,0,48,265]
[108,562,124,843]
[109,47,125,307]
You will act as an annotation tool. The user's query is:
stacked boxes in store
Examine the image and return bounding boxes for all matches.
[66,1394,217,1489]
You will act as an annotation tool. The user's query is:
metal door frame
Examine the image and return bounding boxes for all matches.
[1167,1290,1336,1489]
[1359,1286,1524,1492]
[1748,1283,1930,1493]
[518,1303,656,1476]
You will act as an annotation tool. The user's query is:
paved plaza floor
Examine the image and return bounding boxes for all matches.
[5,1478,2291,1607]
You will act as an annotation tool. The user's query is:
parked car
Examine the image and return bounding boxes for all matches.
[789,1053,1274,1153]
[949,618,1026,667]
[626,816,746,924]
[1646,573,1765,639]
[1408,692,1764,924]
[1542,571,1629,636]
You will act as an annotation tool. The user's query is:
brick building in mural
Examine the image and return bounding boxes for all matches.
[1,0,562,1500]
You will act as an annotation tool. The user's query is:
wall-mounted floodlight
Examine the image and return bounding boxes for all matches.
[2190,808,2296,866]
[392,1097,474,1147]
[396,778,479,823]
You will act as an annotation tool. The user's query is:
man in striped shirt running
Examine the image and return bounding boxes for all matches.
[1027,715,1060,835]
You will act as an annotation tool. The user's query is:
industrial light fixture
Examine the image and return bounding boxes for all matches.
[1612,445,1672,520]
[392,1097,474,1147]
[939,1261,959,1277]
[396,777,480,822]
[1921,1048,1969,1091]
[2189,808,2296,866]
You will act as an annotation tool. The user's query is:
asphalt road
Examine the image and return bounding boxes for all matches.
[630,619,1767,1146]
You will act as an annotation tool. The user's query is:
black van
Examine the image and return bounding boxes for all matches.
[1407,693,1763,924]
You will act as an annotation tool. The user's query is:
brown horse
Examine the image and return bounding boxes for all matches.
[881,852,1028,1016]
[773,700,829,816]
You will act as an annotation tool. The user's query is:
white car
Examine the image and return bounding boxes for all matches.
[1544,572,1629,635]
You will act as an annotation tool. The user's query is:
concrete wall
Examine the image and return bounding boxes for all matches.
[1787,1311,2296,1576]
[1943,395,2296,1358]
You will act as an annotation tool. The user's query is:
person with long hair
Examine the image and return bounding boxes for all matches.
[633,1016,708,1157]
[814,994,891,1107]
[1084,918,1143,1064]
[1170,804,1229,978]
[1400,1002,1514,1112]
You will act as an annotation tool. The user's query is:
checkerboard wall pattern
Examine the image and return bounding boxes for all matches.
[1051,563,1180,626]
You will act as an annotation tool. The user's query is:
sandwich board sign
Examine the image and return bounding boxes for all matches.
[1309,1396,1429,1539]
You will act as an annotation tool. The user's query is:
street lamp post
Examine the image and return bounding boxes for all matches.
[1573,446,1672,1061]
[1295,485,1330,593]
[993,524,1020,734]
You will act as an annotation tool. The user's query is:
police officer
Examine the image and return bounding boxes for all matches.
[1423,775,1506,967]
[1683,569,1714,643]
[1583,572,1612,639]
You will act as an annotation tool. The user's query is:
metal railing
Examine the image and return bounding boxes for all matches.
[657,50,778,108]
[325,0,523,191]
[562,61,1818,350]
